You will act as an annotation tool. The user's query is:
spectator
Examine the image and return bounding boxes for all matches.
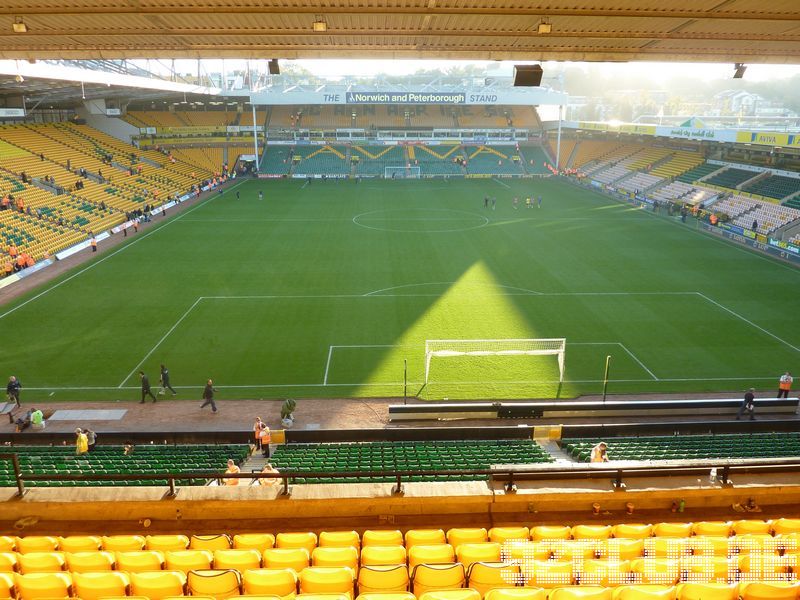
[778,372,793,399]
[258,424,271,458]
[590,442,609,463]
[737,388,756,420]
[123,442,135,456]
[257,463,281,488]
[253,417,264,451]
[6,376,22,408]
[85,428,97,452]
[30,408,44,430]
[75,428,89,455]
[223,459,240,486]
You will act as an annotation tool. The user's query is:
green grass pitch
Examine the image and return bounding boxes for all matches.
[1,177,798,403]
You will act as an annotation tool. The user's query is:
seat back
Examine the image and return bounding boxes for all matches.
[357,564,410,594]
[312,546,359,571]
[447,529,488,549]
[612,584,678,600]
[549,586,614,600]
[319,532,360,549]
[263,548,311,571]
[521,560,574,589]
[187,568,243,600]
[483,589,546,600]
[102,535,146,552]
[234,534,276,552]
[242,568,298,599]
[214,549,263,570]
[58,536,102,553]
[530,526,570,541]
[116,550,166,572]
[72,570,130,600]
[15,537,59,554]
[405,530,446,549]
[298,566,355,598]
[739,582,800,600]
[14,572,73,600]
[276,533,318,553]
[190,535,233,552]
[418,590,481,600]
[129,570,187,600]
[361,545,408,567]
[466,562,519,597]
[17,552,66,574]
[165,550,214,573]
[147,535,191,552]
[65,551,115,573]
[363,531,404,547]
[456,543,501,569]
[411,563,465,597]
[677,583,738,600]
[408,545,455,569]
[488,528,530,545]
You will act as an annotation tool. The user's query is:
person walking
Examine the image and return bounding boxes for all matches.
[778,372,793,399]
[6,376,21,407]
[201,379,218,413]
[139,371,157,404]
[253,417,264,451]
[85,428,97,452]
[158,363,177,396]
[737,388,756,420]
[258,423,272,458]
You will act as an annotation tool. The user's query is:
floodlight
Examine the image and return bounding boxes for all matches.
[734,63,747,79]
[12,19,28,33]
[312,18,327,32]
[537,20,552,34]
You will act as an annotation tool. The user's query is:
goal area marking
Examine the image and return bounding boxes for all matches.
[385,166,421,179]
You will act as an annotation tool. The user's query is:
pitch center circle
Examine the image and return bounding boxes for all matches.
[352,208,490,233]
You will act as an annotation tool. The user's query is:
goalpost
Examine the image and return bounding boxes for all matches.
[385,166,421,179]
[424,338,566,386]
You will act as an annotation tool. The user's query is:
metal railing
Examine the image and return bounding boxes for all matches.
[5,455,800,498]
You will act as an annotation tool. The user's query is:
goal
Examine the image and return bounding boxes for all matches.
[385,166,421,179]
[424,338,566,385]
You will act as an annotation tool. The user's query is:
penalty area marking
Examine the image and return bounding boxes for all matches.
[323,344,414,385]
[492,178,512,189]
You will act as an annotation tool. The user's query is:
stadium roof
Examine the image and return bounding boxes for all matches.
[1,1,799,63]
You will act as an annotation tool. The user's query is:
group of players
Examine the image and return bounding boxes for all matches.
[483,195,543,209]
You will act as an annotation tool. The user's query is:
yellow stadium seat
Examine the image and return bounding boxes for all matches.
[191,535,233,552]
[531,526,570,541]
[549,586,614,600]
[739,582,800,600]
[502,542,550,564]
[263,548,311,571]
[777,535,799,555]
[737,553,790,580]
[572,525,613,540]
[103,535,146,552]
[215,548,263,570]
[0,553,17,572]
[65,550,115,572]
[130,570,187,600]
[732,521,771,536]
[691,523,732,538]
[676,583,738,600]
[299,567,355,598]
[0,539,14,553]
[652,524,692,538]
[147,535,191,552]
[358,593,416,600]
[58,536,101,552]
[630,559,680,585]
[295,594,350,600]
[644,538,689,559]
[579,560,631,587]
[613,525,653,540]
[361,546,407,567]
[15,537,59,554]
[116,550,166,572]
[187,568,243,599]
[277,533,318,553]
[0,573,14,600]
[483,589,546,600]
[165,550,214,573]
[597,539,644,561]
[456,543,501,568]
[548,540,598,562]
[72,571,130,600]
[235,534,276,552]
[363,531,404,547]
[772,519,800,536]
[410,563,465,597]
[612,585,677,600]
[320,532,360,549]
[312,547,359,572]
[17,552,65,574]
[488,528,530,545]
[731,534,777,555]
[686,537,731,558]
[357,565,410,594]
[14,572,72,600]
[681,556,734,584]
[408,545,455,569]
[418,590,481,600]
[406,531,447,550]
[466,561,519,597]
[242,568,298,599]
[447,529,488,549]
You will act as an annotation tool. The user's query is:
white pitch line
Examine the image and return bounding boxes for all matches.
[695,292,800,353]
[569,342,657,380]
[322,346,334,385]
[118,297,204,388]
[324,344,410,385]
[492,178,512,189]
[0,180,247,322]
[618,342,659,381]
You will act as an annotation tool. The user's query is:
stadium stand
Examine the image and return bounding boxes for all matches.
[180,111,234,127]
[650,181,715,206]
[240,110,268,127]
[125,111,189,129]
[352,145,406,176]
[270,439,553,483]
[649,151,705,180]
[0,445,249,487]
[260,145,294,175]
[414,145,464,176]
[570,141,629,170]
[293,145,350,176]
[675,162,721,184]
[548,138,577,168]
[730,200,800,236]
[712,195,762,219]
[704,167,758,190]
[465,146,525,175]
[564,433,800,461]
[168,148,225,174]
[518,146,551,175]
[616,172,663,194]
[741,175,800,201]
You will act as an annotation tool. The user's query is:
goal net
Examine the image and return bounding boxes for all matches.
[385,166,421,179]
[424,338,566,385]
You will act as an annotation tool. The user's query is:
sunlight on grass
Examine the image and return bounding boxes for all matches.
[357,261,577,400]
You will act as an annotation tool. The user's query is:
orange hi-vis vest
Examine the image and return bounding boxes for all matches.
[780,375,792,391]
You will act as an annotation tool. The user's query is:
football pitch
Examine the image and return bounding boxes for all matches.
[2,177,799,403]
